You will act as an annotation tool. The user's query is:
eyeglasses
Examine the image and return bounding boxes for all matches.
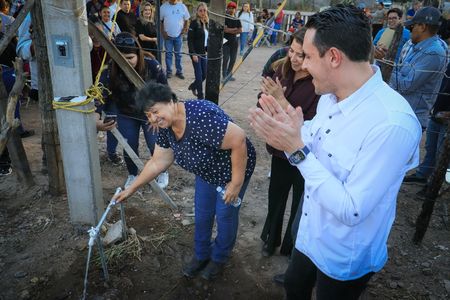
[115,36,136,46]
[387,17,399,20]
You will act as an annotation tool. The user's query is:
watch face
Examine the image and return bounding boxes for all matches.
[289,150,305,164]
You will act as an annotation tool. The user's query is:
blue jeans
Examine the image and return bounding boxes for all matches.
[117,113,156,176]
[239,32,249,54]
[194,176,249,263]
[416,118,448,178]
[164,35,183,75]
[191,55,207,99]
[271,23,281,45]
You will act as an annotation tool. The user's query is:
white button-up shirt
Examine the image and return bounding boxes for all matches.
[292,66,421,280]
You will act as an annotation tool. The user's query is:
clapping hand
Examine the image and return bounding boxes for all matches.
[249,94,305,153]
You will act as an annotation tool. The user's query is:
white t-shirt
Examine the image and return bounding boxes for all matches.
[160,2,190,38]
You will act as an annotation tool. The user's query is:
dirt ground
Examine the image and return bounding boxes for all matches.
[1,46,449,300]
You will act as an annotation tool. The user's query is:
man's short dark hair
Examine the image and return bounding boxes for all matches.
[305,5,372,62]
[387,8,403,18]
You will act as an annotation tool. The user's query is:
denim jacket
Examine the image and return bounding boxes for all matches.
[389,35,448,128]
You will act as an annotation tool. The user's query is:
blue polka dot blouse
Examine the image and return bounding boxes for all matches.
[157,100,256,186]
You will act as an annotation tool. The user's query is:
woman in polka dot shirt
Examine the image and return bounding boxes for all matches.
[114,82,256,281]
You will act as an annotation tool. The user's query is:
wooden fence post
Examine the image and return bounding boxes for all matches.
[5,59,34,187]
[413,113,450,244]
[205,0,226,104]
[380,24,403,82]
[32,0,65,195]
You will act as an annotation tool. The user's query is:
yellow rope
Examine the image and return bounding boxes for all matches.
[53,0,121,113]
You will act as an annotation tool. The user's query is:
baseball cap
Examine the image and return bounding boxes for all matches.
[227,1,237,8]
[404,6,442,27]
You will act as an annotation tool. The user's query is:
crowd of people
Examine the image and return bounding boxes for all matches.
[1,0,450,299]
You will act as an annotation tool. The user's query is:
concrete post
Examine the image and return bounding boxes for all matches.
[42,0,104,224]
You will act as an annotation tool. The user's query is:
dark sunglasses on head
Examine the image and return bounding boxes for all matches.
[115,36,136,46]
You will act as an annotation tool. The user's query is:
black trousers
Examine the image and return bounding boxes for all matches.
[261,155,304,255]
[284,249,374,300]
[0,148,10,168]
[222,41,238,78]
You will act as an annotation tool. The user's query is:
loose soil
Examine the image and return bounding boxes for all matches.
[1,46,449,300]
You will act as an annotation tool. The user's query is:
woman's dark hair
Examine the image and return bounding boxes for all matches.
[305,5,372,62]
[110,32,148,86]
[135,82,178,112]
[272,27,307,78]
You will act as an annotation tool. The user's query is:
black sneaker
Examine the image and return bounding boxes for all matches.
[0,167,12,176]
[108,153,123,165]
[176,73,185,80]
[188,83,197,97]
[200,260,224,281]
[182,257,209,278]
[166,73,172,79]
[403,174,427,183]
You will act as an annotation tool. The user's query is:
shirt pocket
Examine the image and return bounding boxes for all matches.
[303,119,321,146]
[322,141,358,180]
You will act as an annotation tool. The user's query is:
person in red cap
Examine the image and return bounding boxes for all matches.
[222,1,242,81]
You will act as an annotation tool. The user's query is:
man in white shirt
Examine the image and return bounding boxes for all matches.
[160,0,190,79]
[249,6,421,299]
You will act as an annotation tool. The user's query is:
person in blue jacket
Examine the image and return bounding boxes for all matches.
[373,8,410,63]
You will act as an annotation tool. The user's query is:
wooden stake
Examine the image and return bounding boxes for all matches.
[89,21,177,209]
[413,112,450,244]
[32,0,65,195]
[380,24,403,82]
[0,0,34,57]
[6,59,34,186]
[205,0,226,104]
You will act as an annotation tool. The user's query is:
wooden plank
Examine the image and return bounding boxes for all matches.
[5,58,34,187]
[88,21,145,89]
[380,24,403,82]
[205,0,225,104]
[413,114,450,244]
[89,21,176,208]
[32,0,65,195]
[106,122,177,209]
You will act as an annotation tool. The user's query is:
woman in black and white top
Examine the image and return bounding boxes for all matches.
[187,2,208,99]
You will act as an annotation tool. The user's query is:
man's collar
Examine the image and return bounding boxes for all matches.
[337,65,383,116]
